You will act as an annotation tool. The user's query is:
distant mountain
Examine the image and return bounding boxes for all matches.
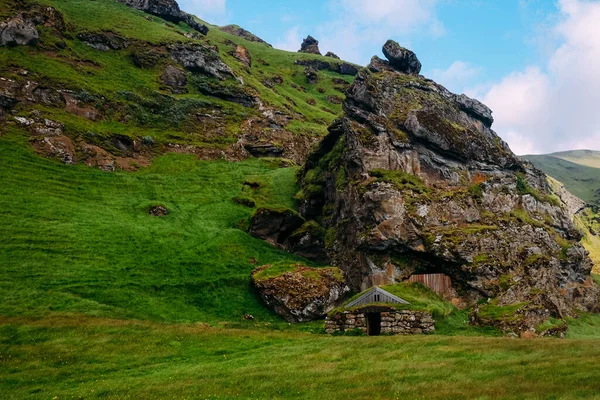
[522,153,600,205]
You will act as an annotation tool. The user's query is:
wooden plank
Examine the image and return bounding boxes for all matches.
[408,274,452,296]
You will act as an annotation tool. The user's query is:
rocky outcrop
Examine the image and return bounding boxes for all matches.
[252,263,349,322]
[168,43,234,80]
[33,136,76,164]
[297,40,600,334]
[325,52,340,59]
[248,208,305,245]
[161,65,188,94]
[547,176,587,218]
[117,0,208,35]
[81,143,116,171]
[295,59,359,77]
[229,44,251,67]
[219,25,271,47]
[298,35,321,55]
[77,32,130,51]
[381,40,421,75]
[0,14,39,46]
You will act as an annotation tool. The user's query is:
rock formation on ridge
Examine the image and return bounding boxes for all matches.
[117,0,208,35]
[296,40,600,334]
[298,35,321,55]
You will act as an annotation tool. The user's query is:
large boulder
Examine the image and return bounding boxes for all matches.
[251,263,349,322]
[117,0,208,35]
[297,40,600,334]
[382,40,421,75]
[298,35,321,55]
[168,43,234,80]
[0,14,39,46]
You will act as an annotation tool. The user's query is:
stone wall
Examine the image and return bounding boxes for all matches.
[325,308,435,335]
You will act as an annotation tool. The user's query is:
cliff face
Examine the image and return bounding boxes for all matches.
[298,41,599,332]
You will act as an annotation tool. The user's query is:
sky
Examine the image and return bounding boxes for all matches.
[178,0,600,155]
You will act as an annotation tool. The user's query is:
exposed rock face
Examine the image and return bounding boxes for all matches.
[229,44,251,67]
[381,40,421,75]
[117,0,208,35]
[299,35,321,55]
[297,40,600,334]
[81,143,116,172]
[325,51,340,59]
[252,263,349,322]
[77,32,130,51]
[168,43,234,80]
[161,65,188,94]
[547,176,587,218]
[33,136,76,164]
[295,59,359,77]
[248,208,305,245]
[219,25,271,47]
[0,14,39,46]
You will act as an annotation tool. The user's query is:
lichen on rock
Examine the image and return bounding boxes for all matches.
[251,262,349,322]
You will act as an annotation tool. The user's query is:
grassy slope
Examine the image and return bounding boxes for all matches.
[523,154,600,205]
[0,129,308,325]
[1,0,354,147]
[552,150,600,169]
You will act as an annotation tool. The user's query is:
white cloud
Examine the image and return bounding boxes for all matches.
[479,0,600,155]
[273,26,302,52]
[316,0,443,65]
[429,61,482,93]
[178,0,228,25]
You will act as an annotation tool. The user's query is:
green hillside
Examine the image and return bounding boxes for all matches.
[522,154,600,205]
[552,150,600,169]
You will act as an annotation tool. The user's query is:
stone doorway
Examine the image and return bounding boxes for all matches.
[366,313,381,336]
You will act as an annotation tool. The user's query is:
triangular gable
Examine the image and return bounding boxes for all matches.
[345,286,409,308]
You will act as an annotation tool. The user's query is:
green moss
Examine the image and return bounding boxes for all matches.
[468,183,483,201]
[498,275,512,290]
[289,221,325,241]
[370,169,429,194]
[536,318,566,334]
[477,300,528,323]
[516,174,560,207]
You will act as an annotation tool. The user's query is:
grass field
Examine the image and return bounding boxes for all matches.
[2,316,600,399]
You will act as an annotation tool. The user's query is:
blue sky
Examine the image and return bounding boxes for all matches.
[178,0,600,154]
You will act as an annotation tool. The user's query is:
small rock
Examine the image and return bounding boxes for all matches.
[325,51,340,59]
[381,39,421,74]
[304,67,319,84]
[149,205,169,216]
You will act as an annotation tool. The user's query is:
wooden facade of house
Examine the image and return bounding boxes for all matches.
[408,273,452,297]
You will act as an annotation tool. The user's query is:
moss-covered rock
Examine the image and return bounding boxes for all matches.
[251,262,348,322]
